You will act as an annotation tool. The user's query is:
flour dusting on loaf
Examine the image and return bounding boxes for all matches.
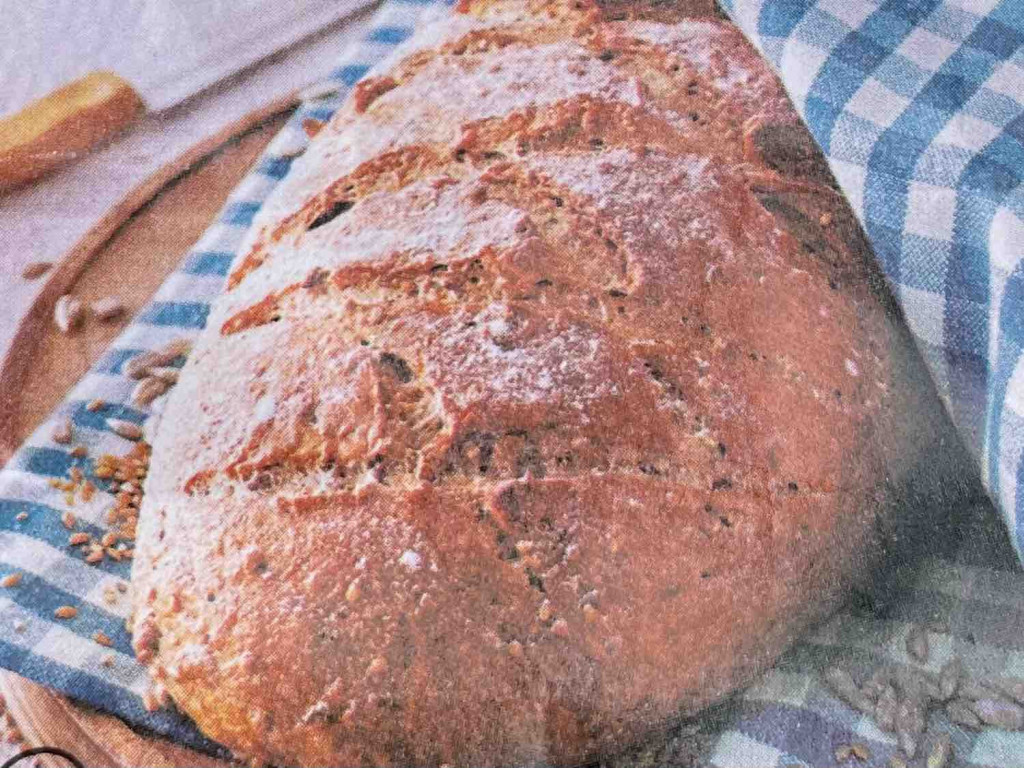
[131,1,948,765]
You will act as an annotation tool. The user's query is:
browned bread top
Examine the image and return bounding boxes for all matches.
[130,1,922,765]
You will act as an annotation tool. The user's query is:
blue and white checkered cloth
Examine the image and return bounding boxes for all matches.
[1,0,1023,765]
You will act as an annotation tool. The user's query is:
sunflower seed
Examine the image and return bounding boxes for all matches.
[107,419,143,441]
[21,261,52,280]
[131,377,169,407]
[938,659,961,701]
[90,297,124,321]
[994,677,1024,706]
[123,340,190,380]
[93,631,113,647]
[906,625,929,664]
[0,574,22,588]
[147,366,180,384]
[875,684,898,732]
[850,743,870,760]
[926,733,952,768]
[160,337,192,359]
[919,671,944,703]
[896,697,925,758]
[972,697,1024,730]
[824,667,876,714]
[51,418,72,444]
[861,667,890,702]
[960,677,997,701]
[54,295,84,333]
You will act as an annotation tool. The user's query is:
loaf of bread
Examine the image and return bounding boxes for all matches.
[130,0,965,765]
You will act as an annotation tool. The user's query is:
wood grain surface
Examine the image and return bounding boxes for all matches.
[0,109,291,768]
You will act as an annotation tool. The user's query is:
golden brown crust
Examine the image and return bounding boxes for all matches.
[131,1,942,765]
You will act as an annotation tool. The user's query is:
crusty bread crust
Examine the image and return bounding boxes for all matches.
[131,1,949,764]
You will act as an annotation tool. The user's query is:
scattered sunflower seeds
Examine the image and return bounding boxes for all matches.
[0,573,22,588]
[21,261,52,280]
[107,418,143,441]
[994,677,1024,706]
[51,418,72,444]
[905,625,929,664]
[54,295,84,334]
[972,697,1024,730]
[131,376,169,407]
[895,697,925,759]
[946,698,981,729]
[875,684,898,732]
[146,366,180,384]
[960,677,997,701]
[824,667,875,715]
[90,296,124,321]
[849,743,870,761]
[124,338,191,379]
[925,733,953,768]
[938,659,961,701]
[861,667,890,702]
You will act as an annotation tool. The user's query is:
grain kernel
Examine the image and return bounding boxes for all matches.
[0,573,22,588]
[91,297,124,321]
[93,631,113,647]
[69,533,90,546]
[101,532,118,548]
[70,445,87,458]
[107,419,143,441]
[345,581,361,602]
[131,377,169,407]
[14,513,27,522]
[54,606,77,619]
[51,419,72,444]
[54,295,84,334]
[61,511,76,529]
[21,261,52,280]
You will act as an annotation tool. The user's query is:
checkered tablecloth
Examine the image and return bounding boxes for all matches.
[0,0,1022,765]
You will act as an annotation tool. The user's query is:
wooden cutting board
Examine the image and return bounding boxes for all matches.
[0,108,294,768]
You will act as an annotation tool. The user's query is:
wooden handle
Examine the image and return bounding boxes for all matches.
[0,71,144,193]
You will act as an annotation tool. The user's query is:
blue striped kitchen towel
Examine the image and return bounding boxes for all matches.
[0,0,1023,766]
